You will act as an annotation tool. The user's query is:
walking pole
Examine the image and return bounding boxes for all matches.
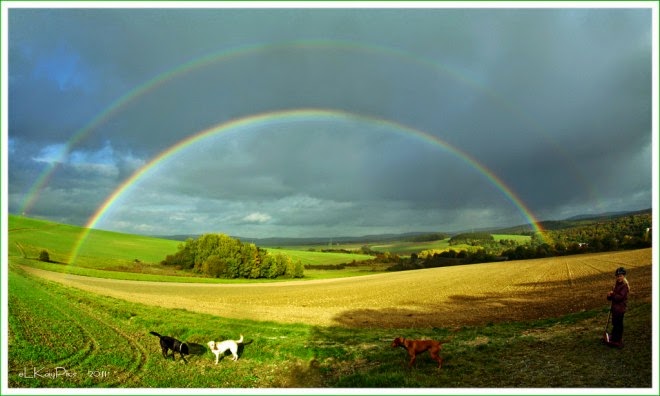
[603,305,612,343]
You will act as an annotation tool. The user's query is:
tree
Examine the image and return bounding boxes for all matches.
[240,243,261,278]
[260,254,276,279]
[161,238,196,269]
[202,255,226,278]
[161,233,304,279]
[268,253,288,278]
[286,259,305,278]
[39,250,51,263]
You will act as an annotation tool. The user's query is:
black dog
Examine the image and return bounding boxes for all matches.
[150,331,189,363]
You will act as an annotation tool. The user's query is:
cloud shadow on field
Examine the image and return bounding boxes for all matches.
[298,264,653,386]
[329,265,652,329]
[303,302,654,388]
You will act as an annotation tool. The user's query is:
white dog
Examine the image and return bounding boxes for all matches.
[208,335,244,364]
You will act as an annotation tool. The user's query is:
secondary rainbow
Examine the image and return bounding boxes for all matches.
[68,108,550,265]
[19,38,600,217]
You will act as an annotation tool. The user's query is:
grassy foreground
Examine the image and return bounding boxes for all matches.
[7,264,653,388]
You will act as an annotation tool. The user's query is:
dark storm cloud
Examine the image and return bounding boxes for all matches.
[5,4,654,237]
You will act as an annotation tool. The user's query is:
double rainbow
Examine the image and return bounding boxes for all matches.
[19,39,597,217]
[67,108,551,264]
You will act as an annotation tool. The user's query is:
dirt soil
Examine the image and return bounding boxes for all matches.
[21,249,652,329]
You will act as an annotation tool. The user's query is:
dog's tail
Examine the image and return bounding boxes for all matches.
[149,331,162,338]
[237,335,244,344]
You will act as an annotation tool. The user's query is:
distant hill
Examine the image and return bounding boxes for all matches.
[159,208,651,247]
[564,208,652,221]
[160,231,442,246]
[492,208,652,235]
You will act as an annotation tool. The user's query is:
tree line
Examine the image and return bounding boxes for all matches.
[387,213,652,272]
[161,233,304,279]
[448,232,494,245]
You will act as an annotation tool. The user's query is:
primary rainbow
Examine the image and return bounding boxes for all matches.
[19,38,601,217]
[68,108,550,264]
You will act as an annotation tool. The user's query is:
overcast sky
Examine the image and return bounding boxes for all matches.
[4,2,655,238]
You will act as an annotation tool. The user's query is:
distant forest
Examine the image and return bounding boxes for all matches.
[387,212,652,271]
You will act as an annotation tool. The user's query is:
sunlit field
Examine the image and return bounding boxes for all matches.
[7,216,654,388]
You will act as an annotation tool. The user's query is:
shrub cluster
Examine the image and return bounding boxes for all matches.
[161,233,304,279]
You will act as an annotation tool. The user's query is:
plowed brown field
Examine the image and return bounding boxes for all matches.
[22,249,652,329]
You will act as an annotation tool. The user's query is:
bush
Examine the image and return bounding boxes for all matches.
[287,260,305,278]
[38,250,51,263]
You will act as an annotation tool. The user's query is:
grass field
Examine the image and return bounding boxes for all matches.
[263,235,531,256]
[8,215,375,282]
[359,234,530,255]
[9,215,180,266]
[5,215,656,388]
[7,264,653,388]
[265,247,373,266]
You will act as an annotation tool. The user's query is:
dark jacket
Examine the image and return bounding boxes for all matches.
[607,280,629,315]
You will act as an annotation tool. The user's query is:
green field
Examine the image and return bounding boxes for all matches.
[264,247,373,265]
[8,215,376,282]
[289,234,532,256]
[9,216,181,267]
[9,215,529,283]
[6,215,654,388]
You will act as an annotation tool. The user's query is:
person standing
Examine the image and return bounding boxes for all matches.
[606,267,630,348]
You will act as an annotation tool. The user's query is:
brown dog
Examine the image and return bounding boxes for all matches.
[391,337,444,368]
